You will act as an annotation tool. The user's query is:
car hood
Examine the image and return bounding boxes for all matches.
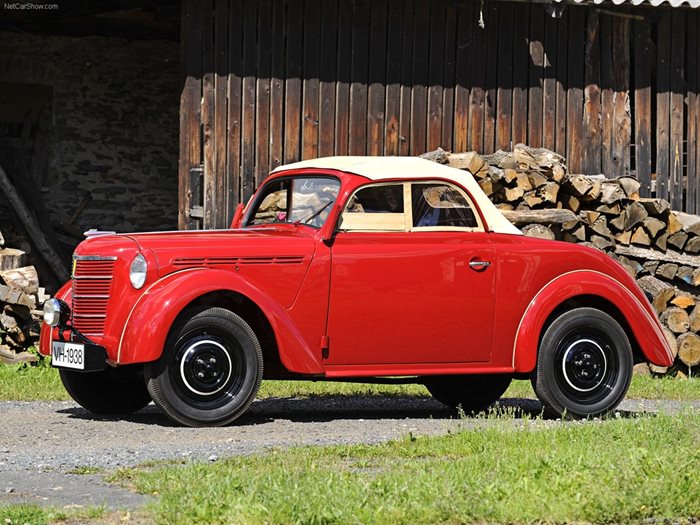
[121,227,316,276]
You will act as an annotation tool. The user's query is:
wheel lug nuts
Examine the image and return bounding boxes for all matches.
[212,371,218,377]
[209,358,217,364]
[197,372,205,379]
[196,358,205,365]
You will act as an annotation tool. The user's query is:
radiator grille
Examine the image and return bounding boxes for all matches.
[72,259,115,336]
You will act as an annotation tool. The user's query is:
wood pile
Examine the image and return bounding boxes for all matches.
[0,230,48,365]
[425,145,700,376]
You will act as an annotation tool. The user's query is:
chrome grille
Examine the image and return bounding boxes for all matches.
[72,258,116,336]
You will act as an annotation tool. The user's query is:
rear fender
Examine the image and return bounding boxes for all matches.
[512,270,674,372]
[117,268,323,374]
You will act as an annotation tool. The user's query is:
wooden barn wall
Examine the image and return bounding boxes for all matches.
[179,0,700,230]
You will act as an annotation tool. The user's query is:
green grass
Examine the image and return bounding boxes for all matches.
[0,364,69,401]
[111,411,700,525]
[0,504,104,525]
[1,363,700,402]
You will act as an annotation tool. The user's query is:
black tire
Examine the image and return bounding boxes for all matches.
[59,365,151,415]
[146,307,263,427]
[423,374,512,413]
[532,307,633,419]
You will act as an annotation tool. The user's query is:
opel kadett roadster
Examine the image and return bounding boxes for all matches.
[41,157,674,427]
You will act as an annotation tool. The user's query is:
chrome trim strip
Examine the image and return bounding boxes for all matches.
[73,255,118,261]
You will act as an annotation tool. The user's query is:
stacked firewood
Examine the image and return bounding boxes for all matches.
[423,145,700,375]
[0,230,48,365]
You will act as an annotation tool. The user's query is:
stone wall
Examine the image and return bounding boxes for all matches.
[0,30,180,237]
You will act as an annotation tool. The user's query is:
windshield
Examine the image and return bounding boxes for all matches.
[244,176,341,229]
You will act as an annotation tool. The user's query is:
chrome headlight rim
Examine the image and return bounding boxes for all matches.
[129,253,148,289]
[43,298,67,328]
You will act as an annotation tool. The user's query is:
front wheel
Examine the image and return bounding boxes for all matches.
[532,307,633,419]
[423,374,512,414]
[59,365,151,415]
[146,307,263,427]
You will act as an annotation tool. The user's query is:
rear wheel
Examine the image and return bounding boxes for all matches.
[423,374,512,414]
[146,307,263,427]
[532,307,632,419]
[59,365,151,415]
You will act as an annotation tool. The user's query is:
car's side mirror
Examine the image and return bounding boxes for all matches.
[230,203,245,229]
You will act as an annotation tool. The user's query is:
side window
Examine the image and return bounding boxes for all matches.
[338,183,407,231]
[411,183,479,229]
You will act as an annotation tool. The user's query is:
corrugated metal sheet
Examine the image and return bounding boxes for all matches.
[553,0,699,8]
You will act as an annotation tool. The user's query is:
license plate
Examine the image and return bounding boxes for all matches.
[51,342,85,370]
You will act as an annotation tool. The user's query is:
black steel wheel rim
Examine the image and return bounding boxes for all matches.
[170,329,245,409]
[554,329,619,405]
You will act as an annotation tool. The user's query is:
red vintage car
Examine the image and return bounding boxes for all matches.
[41,157,674,427]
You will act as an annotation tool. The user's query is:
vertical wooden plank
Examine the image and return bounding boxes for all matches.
[302,0,321,160]
[511,2,529,146]
[656,11,671,201]
[634,17,652,196]
[213,0,229,227]
[385,0,403,156]
[687,14,697,213]
[600,13,614,176]
[468,4,488,152]
[268,0,285,171]
[566,7,585,174]
[555,8,569,159]
[483,3,499,153]
[319,0,338,158]
[582,9,601,174]
[227,0,243,216]
[349,0,370,155]
[398,0,415,155]
[335,0,353,155]
[367,0,388,156]
[285,0,303,163]
[496,2,514,151]
[611,17,631,179]
[201,0,216,229]
[441,0,457,152]
[528,5,544,149]
[410,0,430,154]
[240,0,257,201]
[542,13,558,151]
[454,1,474,152]
[695,19,700,214]
[179,0,202,230]
[255,0,272,186]
[669,10,685,210]
[691,13,700,213]
[427,0,445,151]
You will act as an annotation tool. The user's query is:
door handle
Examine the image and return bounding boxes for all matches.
[468,259,491,271]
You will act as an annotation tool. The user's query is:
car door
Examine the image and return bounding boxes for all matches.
[325,181,496,366]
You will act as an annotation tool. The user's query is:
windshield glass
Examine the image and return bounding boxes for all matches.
[245,176,340,229]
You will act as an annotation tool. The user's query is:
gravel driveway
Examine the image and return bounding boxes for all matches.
[1,396,697,511]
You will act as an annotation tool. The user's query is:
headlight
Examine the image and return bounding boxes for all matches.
[43,298,66,327]
[129,254,147,289]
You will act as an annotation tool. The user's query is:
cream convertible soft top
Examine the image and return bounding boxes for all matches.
[273,156,522,235]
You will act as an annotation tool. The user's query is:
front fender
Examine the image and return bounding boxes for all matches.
[512,270,674,373]
[38,281,73,357]
[117,268,323,374]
